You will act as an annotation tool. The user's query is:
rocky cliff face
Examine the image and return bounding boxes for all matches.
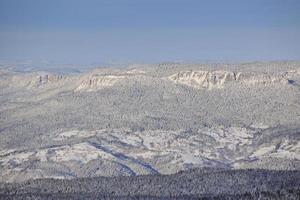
[3,66,297,92]
[7,73,68,89]
[168,70,289,89]
[168,70,237,89]
[75,69,147,92]
[75,74,126,92]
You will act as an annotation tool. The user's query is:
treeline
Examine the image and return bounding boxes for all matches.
[1,168,299,199]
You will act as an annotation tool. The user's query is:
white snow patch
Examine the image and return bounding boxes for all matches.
[251,145,276,158]
[54,130,95,140]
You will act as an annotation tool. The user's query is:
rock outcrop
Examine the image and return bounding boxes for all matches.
[169,70,289,89]
[9,73,67,89]
[75,74,125,92]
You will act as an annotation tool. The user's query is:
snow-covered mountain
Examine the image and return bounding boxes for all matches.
[0,61,300,182]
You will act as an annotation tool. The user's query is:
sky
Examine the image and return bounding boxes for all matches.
[0,0,300,65]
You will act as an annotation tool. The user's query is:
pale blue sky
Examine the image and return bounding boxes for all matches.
[0,0,299,64]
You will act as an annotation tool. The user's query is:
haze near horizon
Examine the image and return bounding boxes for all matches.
[0,0,300,65]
